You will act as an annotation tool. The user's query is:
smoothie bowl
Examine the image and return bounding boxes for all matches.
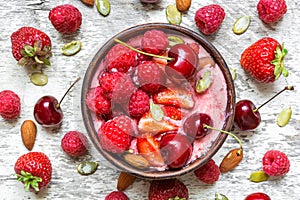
[81,23,235,179]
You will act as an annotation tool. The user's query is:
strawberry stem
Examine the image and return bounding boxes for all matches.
[272,43,289,79]
[114,38,173,61]
[253,85,294,112]
[15,170,42,192]
[204,124,242,148]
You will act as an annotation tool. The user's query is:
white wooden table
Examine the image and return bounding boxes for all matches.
[0,0,299,199]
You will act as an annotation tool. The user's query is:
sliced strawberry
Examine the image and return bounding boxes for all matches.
[137,134,164,167]
[153,51,169,66]
[138,112,178,135]
[153,87,194,109]
[162,106,182,120]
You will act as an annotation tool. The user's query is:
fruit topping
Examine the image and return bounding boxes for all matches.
[262,150,290,176]
[141,29,169,55]
[194,4,226,35]
[61,131,88,157]
[48,4,82,34]
[86,86,111,116]
[162,105,182,120]
[183,113,213,139]
[0,90,21,120]
[194,159,220,184]
[128,89,150,118]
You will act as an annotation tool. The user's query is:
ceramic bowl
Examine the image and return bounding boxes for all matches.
[81,23,235,179]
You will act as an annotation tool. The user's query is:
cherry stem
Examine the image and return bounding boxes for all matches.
[253,85,294,112]
[114,38,173,61]
[57,77,81,108]
[204,124,243,148]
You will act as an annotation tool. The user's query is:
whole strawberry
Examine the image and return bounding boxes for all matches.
[0,90,21,120]
[14,152,52,192]
[148,178,189,200]
[61,131,89,157]
[194,4,225,35]
[257,0,287,23]
[10,27,52,67]
[105,191,129,200]
[49,4,82,34]
[240,37,288,83]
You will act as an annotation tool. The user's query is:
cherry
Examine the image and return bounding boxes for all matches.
[165,44,198,80]
[244,192,271,200]
[234,86,294,131]
[183,112,213,139]
[160,132,193,169]
[34,77,80,127]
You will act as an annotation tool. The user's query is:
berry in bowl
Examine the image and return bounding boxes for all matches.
[81,23,235,179]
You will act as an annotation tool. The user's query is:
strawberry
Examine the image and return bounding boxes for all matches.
[99,115,133,154]
[194,4,226,35]
[10,27,52,67]
[138,112,178,135]
[162,105,182,120]
[240,37,288,83]
[14,152,52,192]
[153,87,194,109]
[148,178,189,200]
[257,0,287,23]
[137,134,164,167]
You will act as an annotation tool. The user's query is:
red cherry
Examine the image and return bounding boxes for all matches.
[234,100,261,131]
[160,132,193,169]
[34,96,63,127]
[245,192,271,200]
[33,78,80,127]
[183,113,213,139]
[166,44,198,80]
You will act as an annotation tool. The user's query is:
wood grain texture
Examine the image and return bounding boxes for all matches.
[0,0,299,199]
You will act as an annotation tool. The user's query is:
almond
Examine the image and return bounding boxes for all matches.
[219,147,243,173]
[176,0,192,12]
[117,172,136,191]
[81,0,95,6]
[20,120,37,151]
[123,153,150,169]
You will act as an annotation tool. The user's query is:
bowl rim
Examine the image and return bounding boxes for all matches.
[81,22,236,180]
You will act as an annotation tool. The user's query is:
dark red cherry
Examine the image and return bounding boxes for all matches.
[166,44,198,81]
[234,100,261,131]
[33,77,80,127]
[160,132,193,169]
[183,113,213,139]
[34,96,63,127]
[244,192,271,200]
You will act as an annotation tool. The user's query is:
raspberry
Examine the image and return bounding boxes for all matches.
[98,71,124,99]
[194,4,226,35]
[128,89,150,118]
[61,131,88,157]
[86,86,111,116]
[148,178,189,200]
[262,150,290,176]
[111,74,136,104]
[0,90,21,120]
[99,115,133,154]
[104,191,129,200]
[194,159,220,184]
[135,61,166,94]
[105,44,137,73]
[141,29,169,55]
[49,4,82,34]
[257,0,287,23]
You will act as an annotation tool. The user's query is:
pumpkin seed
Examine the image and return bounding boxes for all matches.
[77,161,98,175]
[30,72,48,86]
[195,70,213,94]
[62,41,82,56]
[215,193,229,200]
[233,16,251,35]
[96,0,110,16]
[230,67,237,80]
[168,35,184,47]
[277,107,292,127]
[249,171,269,183]
[166,4,182,25]
[150,101,164,121]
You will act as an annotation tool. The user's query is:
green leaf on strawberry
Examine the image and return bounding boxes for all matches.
[272,43,288,80]
[15,170,42,192]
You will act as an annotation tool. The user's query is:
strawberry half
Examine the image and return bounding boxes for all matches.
[240,37,288,83]
[137,134,164,167]
[14,152,52,192]
[162,105,182,120]
[11,27,52,68]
